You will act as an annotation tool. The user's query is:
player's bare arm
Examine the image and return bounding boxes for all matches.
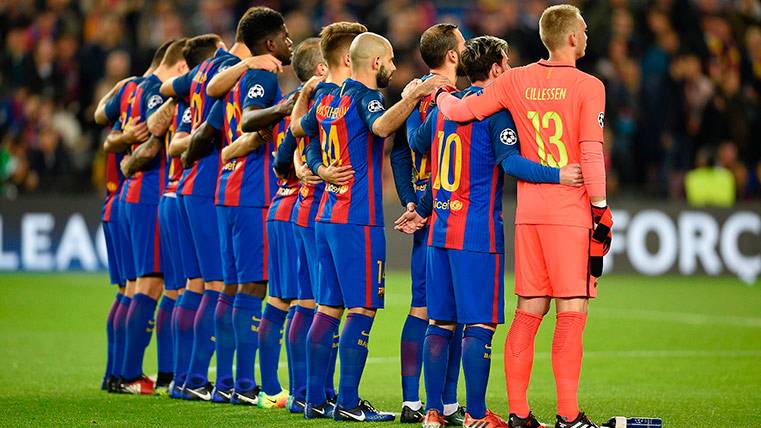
[103,122,149,153]
[182,121,217,167]
[167,131,190,157]
[146,98,177,136]
[289,75,324,137]
[220,131,266,163]
[120,134,162,176]
[93,77,131,125]
[206,55,283,98]
[241,94,295,133]
[371,75,448,138]
[159,77,177,98]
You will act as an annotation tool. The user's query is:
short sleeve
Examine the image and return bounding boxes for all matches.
[358,90,386,129]
[242,71,281,110]
[143,84,167,120]
[577,77,606,143]
[489,110,520,164]
[176,102,192,133]
[103,83,129,123]
[172,69,196,103]
[206,100,225,131]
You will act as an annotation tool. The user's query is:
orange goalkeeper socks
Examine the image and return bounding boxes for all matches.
[552,311,587,420]
[504,309,543,418]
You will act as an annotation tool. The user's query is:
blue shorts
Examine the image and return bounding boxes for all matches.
[216,205,268,284]
[315,222,385,309]
[103,199,122,286]
[293,224,316,300]
[266,220,299,300]
[426,246,504,324]
[410,225,428,308]
[176,195,201,280]
[158,196,184,290]
[183,195,223,282]
[115,199,136,283]
[124,202,161,277]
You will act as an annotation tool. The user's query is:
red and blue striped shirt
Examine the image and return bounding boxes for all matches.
[301,79,386,227]
[175,49,240,197]
[267,92,301,222]
[102,77,142,221]
[208,69,281,207]
[164,102,191,194]
[120,74,168,205]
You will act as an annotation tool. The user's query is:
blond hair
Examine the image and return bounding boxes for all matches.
[320,22,368,67]
[539,4,582,51]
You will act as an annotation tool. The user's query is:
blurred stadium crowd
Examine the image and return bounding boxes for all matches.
[1,0,760,204]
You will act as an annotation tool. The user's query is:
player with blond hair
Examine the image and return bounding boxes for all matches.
[435,5,612,428]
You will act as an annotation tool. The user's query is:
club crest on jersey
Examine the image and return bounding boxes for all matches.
[148,95,164,110]
[367,99,385,113]
[182,109,191,124]
[598,112,605,128]
[500,128,517,145]
[248,84,265,99]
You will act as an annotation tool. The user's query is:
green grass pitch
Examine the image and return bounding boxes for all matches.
[0,272,760,427]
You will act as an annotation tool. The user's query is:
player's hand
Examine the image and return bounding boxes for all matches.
[318,159,354,186]
[559,163,583,187]
[302,75,326,96]
[401,79,422,99]
[126,122,150,144]
[246,54,283,73]
[277,92,298,116]
[411,75,451,100]
[589,204,613,278]
[394,207,427,234]
[297,162,322,185]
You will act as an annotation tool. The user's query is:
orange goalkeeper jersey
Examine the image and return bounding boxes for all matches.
[440,59,606,228]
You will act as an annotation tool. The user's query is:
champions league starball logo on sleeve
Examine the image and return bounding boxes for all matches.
[367,99,385,113]
[248,84,265,99]
[598,112,605,128]
[182,109,191,124]
[500,128,517,145]
[148,95,164,110]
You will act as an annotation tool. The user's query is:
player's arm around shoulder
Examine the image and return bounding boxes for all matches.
[371,75,448,138]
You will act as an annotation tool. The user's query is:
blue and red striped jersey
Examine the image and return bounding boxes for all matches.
[120,74,168,205]
[409,86,517,253]
[209,69,281,207]
[102,77,142,221]
[288,82,336,227]
[267,90,301,222]
[164,102,191,194]
[300,79,386,226]
[176,49,240,197]
[405,73,455,194]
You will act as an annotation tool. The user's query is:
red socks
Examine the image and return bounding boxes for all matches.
[552,311,587,420]
[504,309,543,418]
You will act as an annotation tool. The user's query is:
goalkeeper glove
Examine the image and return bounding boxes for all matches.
[590,205,613,278]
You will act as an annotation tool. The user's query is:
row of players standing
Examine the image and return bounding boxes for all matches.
[94,4,612,428]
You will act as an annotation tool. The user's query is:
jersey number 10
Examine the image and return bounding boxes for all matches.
[528,110,568,167]
[432,131,463,192]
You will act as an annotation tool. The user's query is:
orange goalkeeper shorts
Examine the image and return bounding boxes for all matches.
[514,224,597,299]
